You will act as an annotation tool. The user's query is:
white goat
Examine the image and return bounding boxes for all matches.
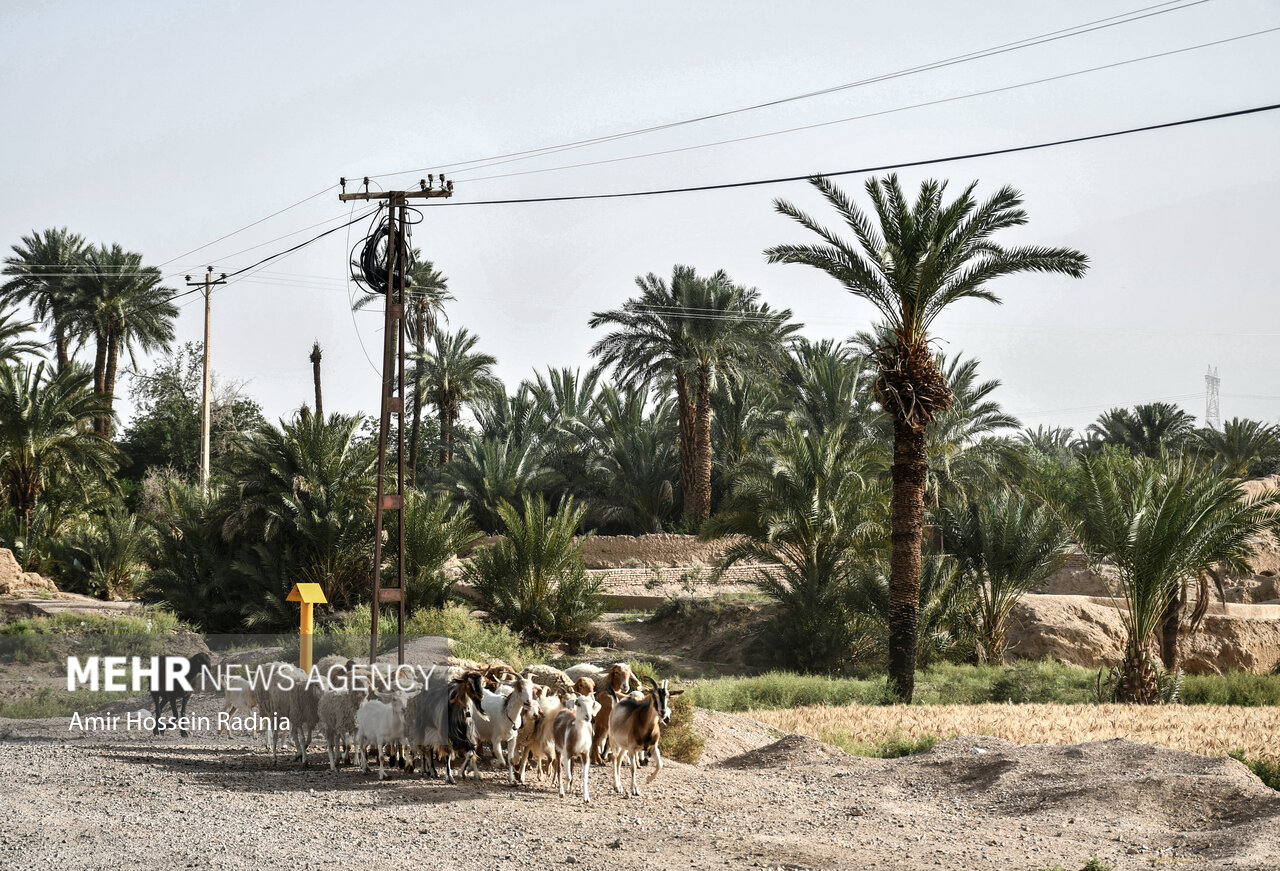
[475,675,538,784]
[515,689,561,784]
[317,686,362,771]
[218,674,259,737]
[355,694,407,781]
[552,693,600,803]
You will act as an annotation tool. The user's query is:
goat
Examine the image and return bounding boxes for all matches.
[150,652,213,737]
[607,676,682,797]
[566,663,638,764]
[522,663,574,697]
[514,688,559,783]
[404,671,484,784]
[475,675,538,784]
[218,672,258,737]
[552,693,600,803]
[355,694,407,781]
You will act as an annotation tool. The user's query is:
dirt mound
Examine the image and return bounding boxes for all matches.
[1007,594,1280,674]
[691,708,782,766]
[596,598,773,675]
[714,731,848,768]
[0,548,57,597]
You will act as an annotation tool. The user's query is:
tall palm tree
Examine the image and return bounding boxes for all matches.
[71,244,178,435]
[590,265,796,522]
[0,361,118,521]
[1193,417,1280,479]
[589,385,680,533]
[2,227,87,370]
[352,250,453,482]
[413,327,499,465]
[936,488,1069,663]
[766,174,1088,700]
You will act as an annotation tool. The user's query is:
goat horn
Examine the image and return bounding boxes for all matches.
[644,675,659,692]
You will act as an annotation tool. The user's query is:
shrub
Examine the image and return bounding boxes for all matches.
[688,671,888,711]
[463,495,603,649]
[402,491,481,611]
[405,605,542,669]
[1229,751,1280,791]
[1183,672,1280,706]
[659,690,704,764]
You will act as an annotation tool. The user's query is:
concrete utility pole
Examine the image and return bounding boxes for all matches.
[339,176,453,665]
[185,268,226,497]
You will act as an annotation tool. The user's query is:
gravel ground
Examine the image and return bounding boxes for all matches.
[2,709,1278,871]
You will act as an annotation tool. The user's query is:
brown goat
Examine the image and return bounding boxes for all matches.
[607,676,682,797]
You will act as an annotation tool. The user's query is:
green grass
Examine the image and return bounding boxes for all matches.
[687,661,1279,711]
[0,607,187,662]
[0,687,136,719]
[1229,751,1280,791]
[317,606,545,669]
[832,732,938,758]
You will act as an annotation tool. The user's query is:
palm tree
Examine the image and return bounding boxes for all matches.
[1066,452,1280,701]
[402,491,481,611]
[713,423,889,672]
[589,385,680,533]
[54,506,158,600]
[70,244,178,435]
[782,338,878,445]
[590,266,796,522]
[936,489,1069,663]
[0,361,118,521]
[445,432,552,532]
[1084,402,1195,457]
[1193,417,1280,479]
[766,174,1088,700]
[413,328,499,465]
[2,227,87,370]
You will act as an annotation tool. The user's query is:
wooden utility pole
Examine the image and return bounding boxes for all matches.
[339,176,453,665]
[185,268,226,497]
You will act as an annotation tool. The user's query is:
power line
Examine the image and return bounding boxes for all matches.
[367,0,1210,182]
[457,27,1280,186]
[412,101,1280,208]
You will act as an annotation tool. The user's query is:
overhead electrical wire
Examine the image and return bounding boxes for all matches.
[409,101,1280,207]
[366,0,1211,182]
[455,27,1280,186]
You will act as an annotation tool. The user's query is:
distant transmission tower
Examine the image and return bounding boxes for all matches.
[1205,365,1221,429]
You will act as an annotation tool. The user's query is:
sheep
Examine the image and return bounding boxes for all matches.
[314,654,356,688]
[552,693,600,803]
[607,676,682,797]
[218,673,259,737]
[256,662,322,767]
[317,685,362,771]
[404,672,484,784]
[355,694,407,781]
[522,663,574,697]
[475,675,538,784]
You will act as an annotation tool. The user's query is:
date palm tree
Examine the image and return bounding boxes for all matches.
[1067,451,1280,701]
[414,327,499,465]
[936,488,1069,663]
[70,244,178,435]
[590,266,796,522]
[1084,402,1195,457]
[0,361,118,522]
[2,227,87,370]
[766,174,1087,700]
[1193,417,1280,479]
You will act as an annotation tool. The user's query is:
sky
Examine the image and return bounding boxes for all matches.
[2,0,1278,435]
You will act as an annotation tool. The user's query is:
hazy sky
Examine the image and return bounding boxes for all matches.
[2,0,1278,434]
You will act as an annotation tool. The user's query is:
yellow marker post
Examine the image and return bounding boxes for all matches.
[286,583,328,672]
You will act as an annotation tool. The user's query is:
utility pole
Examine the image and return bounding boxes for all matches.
[185,267,226,497]
[339,175,453,665]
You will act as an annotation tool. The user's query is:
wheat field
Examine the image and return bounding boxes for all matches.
[750,703,1280,761]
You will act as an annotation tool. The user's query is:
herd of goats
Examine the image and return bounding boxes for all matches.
[166,654,681,804]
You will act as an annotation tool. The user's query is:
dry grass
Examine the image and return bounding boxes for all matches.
[750,703,1280,763]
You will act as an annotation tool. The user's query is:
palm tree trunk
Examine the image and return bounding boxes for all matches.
[693,363,713,521]
[92,331,107,397]
[101,332,119,437]
[310,342,323,418]
[1120,639,1159,703]
[1159,597,1181,673]
[53,322,69,372]
[675,372,696,518]
[888,418,928,702]
[439,403,454,466]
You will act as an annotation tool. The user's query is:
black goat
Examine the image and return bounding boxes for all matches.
[150,652,213,736]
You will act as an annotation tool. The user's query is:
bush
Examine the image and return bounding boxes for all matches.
[659,690,704,764]
[405,606,542,669]
[1229,751,1280,791]
[0,607,185,662]
[834,732,938,758]
[688,671,888,711]
[1183,672,1280,706]
[463,495,603,650]
[402,491,481,611]
[53,506,158,599]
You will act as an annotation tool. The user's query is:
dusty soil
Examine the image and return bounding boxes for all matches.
[594,599,774,676]
[1,712,1277,871]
